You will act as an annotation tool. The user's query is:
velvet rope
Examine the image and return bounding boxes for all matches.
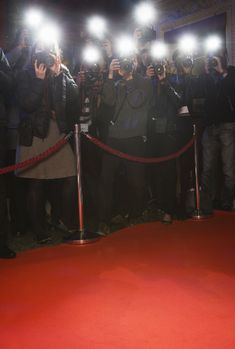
[0,130,195,175]
[83,133,195,164]
[0,132,73,175]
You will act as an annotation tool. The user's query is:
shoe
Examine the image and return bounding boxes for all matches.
[36,232,52,244]
[161,213,173,224]
[111,215,127,225]
[98,222,110,236]
[128,215,145,226]
[0,245,16,259]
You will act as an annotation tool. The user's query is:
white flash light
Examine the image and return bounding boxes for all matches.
[87,16,107,39]
[25,9,43,28]
[38,24,60,44]
[151,42,168,59]
[134,2,156,25]
[116,35,136,57]
[83,46,101,64]
[179,34,197,54]
[204,35,222,53]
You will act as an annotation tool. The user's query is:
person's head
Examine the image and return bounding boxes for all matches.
[13,27,31,48]
[172,49,193,74]
[207,48,228,72]
[101,36,113,58]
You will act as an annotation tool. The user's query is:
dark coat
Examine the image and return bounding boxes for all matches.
[16,64,80,146]
[148,78,182,135]
[0,48,12,128]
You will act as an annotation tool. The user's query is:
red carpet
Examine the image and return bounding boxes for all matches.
[1,211,235,349]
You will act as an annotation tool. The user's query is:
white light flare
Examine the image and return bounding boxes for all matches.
[116,35,136,57]
[82,46,101,64]
[179,34,198,54]
[204,35,222,53]
[151,41,168,60]
[25,9,43,28]
[134,2,156,25]
[87,16,107,39]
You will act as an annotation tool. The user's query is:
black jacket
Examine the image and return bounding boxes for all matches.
[148,78,182,135]
[101,74,153,139]
[0,48,12,128]
[189,66,235,125]
[17,64,79,146]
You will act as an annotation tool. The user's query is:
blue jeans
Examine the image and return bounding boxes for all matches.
[201,122,235,210]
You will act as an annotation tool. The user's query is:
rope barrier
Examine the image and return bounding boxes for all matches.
[0,130,194,175]
[83,133,195,164]
[0,132,73,175]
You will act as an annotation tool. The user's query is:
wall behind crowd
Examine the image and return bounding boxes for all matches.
[155,0,235,65]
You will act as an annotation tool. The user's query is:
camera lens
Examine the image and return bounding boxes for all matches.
[182,57,193,68]
[154,63,164,75]
[119,58,133,73]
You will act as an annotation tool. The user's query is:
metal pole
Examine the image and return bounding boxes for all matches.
[193,124,200,212]
[74,124,85,235]
[191,123,209,220]
[65,124,102,244]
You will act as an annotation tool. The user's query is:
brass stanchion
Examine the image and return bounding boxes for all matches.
[66,124,101,244]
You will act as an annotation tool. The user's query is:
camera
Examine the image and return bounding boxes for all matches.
[85,63,101,83]
[119,57,133,73]
[138,26,156,43]
[153,62,164,75]
[181,55,193,69]
[33,51,55,67]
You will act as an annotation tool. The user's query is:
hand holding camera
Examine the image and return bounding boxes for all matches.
[146,64,155,78]
[146,63,166,80]
[34,61,47,80]
[108,58,120,78]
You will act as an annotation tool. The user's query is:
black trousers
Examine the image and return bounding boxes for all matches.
[27,176,77,236]
[99,136,146,223]
[0,127,7,247]
[147,133,178,215]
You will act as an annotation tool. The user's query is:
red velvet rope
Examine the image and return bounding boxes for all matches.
[0,130,195,175]
[0,132,73,175]
[83,133,195,164]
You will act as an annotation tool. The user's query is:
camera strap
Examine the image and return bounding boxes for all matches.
[110,83,127,125]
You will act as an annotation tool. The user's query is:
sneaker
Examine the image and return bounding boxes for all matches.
[98,222,110,236]
[161,213,173,224]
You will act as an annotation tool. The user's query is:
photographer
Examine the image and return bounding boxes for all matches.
[170,50,196,217]
[0,48,16,258]
[15,41,79,243]
[5,27,32,237]
[146,61,182,224]
[98,56,153,234]
[133,27,155,76]
[199,51,235,212]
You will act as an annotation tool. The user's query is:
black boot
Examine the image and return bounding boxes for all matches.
[0,245,16,259]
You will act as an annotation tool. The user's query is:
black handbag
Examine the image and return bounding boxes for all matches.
[18,118,33,146]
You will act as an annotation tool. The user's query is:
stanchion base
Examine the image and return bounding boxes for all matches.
[190,209,213,220]
[65,230,102,245]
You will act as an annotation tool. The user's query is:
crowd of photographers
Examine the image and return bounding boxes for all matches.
[0,23,235,259]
